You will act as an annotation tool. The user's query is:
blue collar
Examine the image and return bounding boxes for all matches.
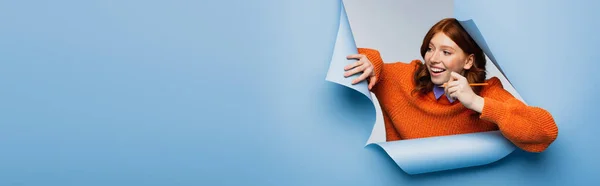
[433,85,456,103]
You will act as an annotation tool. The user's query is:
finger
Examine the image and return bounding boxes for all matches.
[446,81,460,88]
[352,69,370,84]
[344,64,366,77]
[447,86,459,94]
[445,77,454,92]
[344,60,363,71]
[446,85,460,99]
[450,71,466,81]
[362,67,373,82]
[368,76,377,90]
[449,92,457,100]
[346,54,365,60]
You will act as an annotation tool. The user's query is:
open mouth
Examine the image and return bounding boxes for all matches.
[430,67,446,75]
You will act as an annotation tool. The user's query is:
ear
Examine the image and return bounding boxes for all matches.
[463,54,474,70]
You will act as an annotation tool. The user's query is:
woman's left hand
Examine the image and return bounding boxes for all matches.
[445,72,484,113]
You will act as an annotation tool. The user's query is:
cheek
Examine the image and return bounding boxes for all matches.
[424,54,431,63]
[445,57,463,71]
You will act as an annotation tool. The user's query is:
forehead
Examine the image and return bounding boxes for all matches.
[429,32,459,48]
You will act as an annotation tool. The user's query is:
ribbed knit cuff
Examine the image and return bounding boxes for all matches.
[480,95,560,152]
[535,107,559,142]
[357,48,384,80]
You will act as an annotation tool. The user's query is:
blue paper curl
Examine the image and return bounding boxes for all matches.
[325,1,519,175]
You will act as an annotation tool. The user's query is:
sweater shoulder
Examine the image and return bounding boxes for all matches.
[387,59,422,71]
[373,59,421,98]
[481,77,503,94]
[381,59,422,82]
[484,77,503,88]
[481,77,514,101]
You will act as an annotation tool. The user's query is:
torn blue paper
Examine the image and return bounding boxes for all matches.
[325,1,371,101]
[458,19,513,86]
[325,1,518,175]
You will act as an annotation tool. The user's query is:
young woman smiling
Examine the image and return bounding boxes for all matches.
[343,18,558,153]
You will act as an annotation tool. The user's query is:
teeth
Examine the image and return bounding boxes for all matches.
[431,67,445,73]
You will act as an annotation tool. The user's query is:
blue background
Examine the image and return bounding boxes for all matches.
[0,0,598,185]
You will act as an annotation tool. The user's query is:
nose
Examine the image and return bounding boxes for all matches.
[429,50,442,64]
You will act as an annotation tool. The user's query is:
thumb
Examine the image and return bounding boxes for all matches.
[450,71,464,81]
[450,71,459,79]
[447,71,458,81]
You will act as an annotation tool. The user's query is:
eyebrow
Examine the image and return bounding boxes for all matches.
[439,45,456,51]
[429,43,456,50]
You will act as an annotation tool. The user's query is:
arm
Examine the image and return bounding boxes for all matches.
[479,78,559,153]
[356,48,402,141]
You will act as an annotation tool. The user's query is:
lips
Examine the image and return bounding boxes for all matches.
[430,66,446,76]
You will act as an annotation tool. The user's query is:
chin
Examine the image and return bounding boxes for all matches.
[430,77,446,85]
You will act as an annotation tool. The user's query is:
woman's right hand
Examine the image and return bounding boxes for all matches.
[344,54,377,90]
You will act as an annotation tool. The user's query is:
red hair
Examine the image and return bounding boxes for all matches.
[413,18,487,96]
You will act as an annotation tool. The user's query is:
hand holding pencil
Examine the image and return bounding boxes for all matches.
[444,72,485,113]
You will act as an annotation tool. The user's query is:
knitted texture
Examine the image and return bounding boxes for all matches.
[358,48,558,153]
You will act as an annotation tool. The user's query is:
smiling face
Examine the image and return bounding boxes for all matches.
[414,18,487,95]
[424,32,474,85]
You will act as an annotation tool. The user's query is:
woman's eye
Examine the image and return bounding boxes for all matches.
[427,47,432,52]
[443,51,451,55]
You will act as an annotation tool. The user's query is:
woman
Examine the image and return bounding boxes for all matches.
[343,18,558,153]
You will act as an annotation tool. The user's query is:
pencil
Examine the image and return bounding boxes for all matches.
[439,83,489,87]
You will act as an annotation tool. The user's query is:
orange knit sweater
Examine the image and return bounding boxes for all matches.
[358,48,558,153]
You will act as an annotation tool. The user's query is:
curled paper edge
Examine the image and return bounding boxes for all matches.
[367,131,516,174]
[325,0,372,101]
[326,0,517,175]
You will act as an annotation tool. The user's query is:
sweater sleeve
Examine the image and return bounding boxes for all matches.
[479,78,559,153]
